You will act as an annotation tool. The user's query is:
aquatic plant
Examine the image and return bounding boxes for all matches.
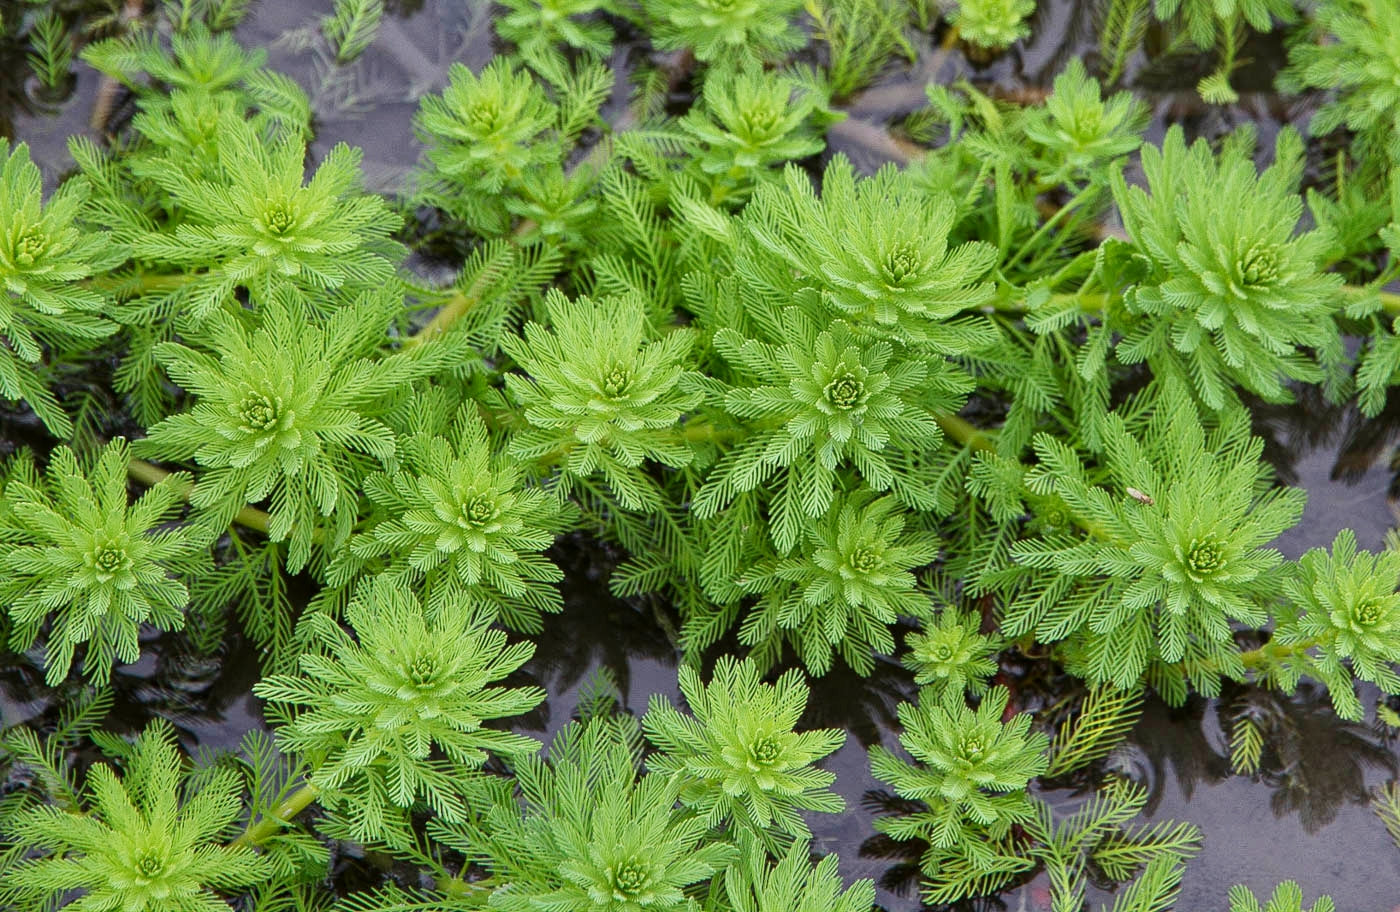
[0,439,205,685]
[642,656,844,845]
[0,721,273,911]
[0,140,125,435]
[2,2,1400,911]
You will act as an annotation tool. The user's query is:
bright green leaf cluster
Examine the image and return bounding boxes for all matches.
[951,0,1036,51]
[0,721,273,912]
[136,288,442,572]
[331,394,566,632]
[503,290,703,511]
[1281,0,1400,167]
[0,140,125,435]
[253,581,544,842]
[639,0,806,62]
[1269,530,1400,719]
[442,717,735,912]
[729,489,940,674]
[643,656,844,844]
[130,113,403,322]
[870,687,1049,893]
[1227,882,1336,912]
[1001,390,1304,696]
[1110,127,1343,409]
[0,439,204,686]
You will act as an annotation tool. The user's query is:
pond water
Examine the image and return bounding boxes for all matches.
[3,0,1400,908]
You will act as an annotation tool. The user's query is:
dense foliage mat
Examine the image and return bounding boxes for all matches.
[3,0,1400,909]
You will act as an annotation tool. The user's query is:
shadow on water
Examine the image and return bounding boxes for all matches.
[4,0,1400,908]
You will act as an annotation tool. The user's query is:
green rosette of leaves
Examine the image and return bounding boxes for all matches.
[253,580,544,842]
[642,656,844,847]
[1109,126,1343,410]
[0,721,273,912]
[0,439,205,686]
[0,140,126,435]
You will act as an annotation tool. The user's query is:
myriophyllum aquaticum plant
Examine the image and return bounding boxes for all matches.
[135,286,445,572]
[0,439,205,686]
[0,721,273,911]
[642,656,845,846]
[0,140,125,436]
[252,580,544,842]
[5,3,1400,912]
[329,391,568,633]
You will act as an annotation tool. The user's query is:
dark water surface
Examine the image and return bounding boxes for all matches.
[3,0,1400,909]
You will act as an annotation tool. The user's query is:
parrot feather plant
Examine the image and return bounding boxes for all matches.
[4,0,1400,911]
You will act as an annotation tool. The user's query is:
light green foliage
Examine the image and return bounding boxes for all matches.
[135,288,443,572]
[643,657,845,845]
[804,0,914,98]
[904,607,1001,699]
[640,0,806,62]
[0,721,273,912]
[1109,127,1343,409]
[9,6,1400,910]
[332,395,566,632]
[503,290,703,511]
[870,687,1049,896]
[1269,530,1400,719]
[1022,60,1146,185]
[728,489,940,674]
[253,581,544,841]
[1151,0,1296,101]
[717,836,876,912]
[416,59,556,195]
[1045,684,1144,776]
[413,58,608,238]
[1023,776,1197,911]
[1000,390,1305,696]
[497,0,615,63]
[439,717,735,912]
[1281,0,1400,164]
[952,0,1036,51]
[676,66,827,206]
[321,0,383,64]
[735,158,997,345]
[1373,781,1400,849]
[130,113,403,322]
[0,439,205,686]
[1156,0,1295,44]
[1098,0,1150,84]
[1227,882,1336,912]
[696,313,966,551]
[82,23,309,127]
[0,140,125,435]
[26,11,72,95]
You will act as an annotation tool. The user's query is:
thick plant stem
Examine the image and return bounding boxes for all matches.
[126,458,273,535]
[937,412,996,452]
[232,782,320,848]
[1239,637,1316,670]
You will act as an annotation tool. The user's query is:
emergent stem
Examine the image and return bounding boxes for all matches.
[126,458,272,535]
[232,782,320,848]
[1239,637,1317,670]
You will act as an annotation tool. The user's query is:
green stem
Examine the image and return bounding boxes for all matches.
[232,782,320,848]
[936,413,995,452]
[1239,637,1316,670]
[1002,185,1101,275]
[126,458,272,535]
[84,271,197,296]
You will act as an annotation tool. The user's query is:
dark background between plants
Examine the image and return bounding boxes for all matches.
[3,0,1400,908]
